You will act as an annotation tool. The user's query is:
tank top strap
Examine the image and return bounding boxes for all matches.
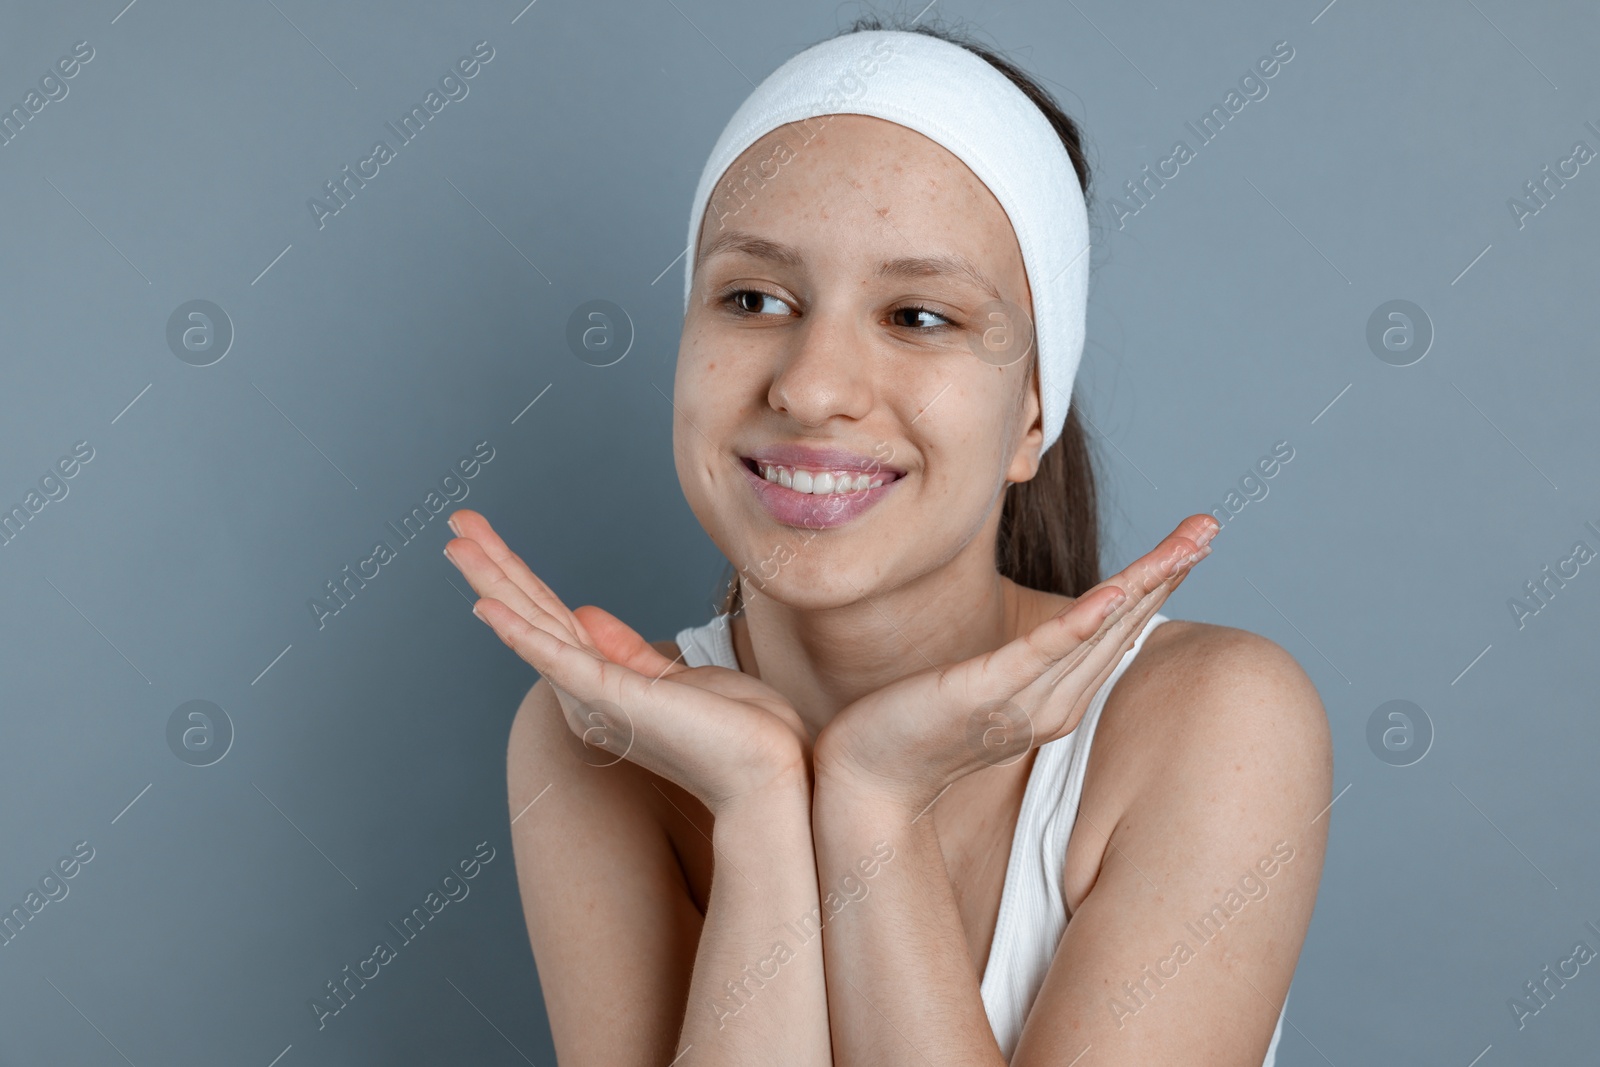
[1043,610,1174,904]
[978,610,1172,1055]
[673,613,738,670]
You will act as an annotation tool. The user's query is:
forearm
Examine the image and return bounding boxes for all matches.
[812,774,1005,1066]
[677,771,832,1065]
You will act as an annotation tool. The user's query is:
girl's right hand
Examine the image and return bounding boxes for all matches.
[444,508,812,813]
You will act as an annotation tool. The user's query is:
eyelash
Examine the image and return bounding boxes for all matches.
[719,288,956,332]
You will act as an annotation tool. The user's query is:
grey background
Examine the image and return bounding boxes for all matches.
[1,0,1595,1063]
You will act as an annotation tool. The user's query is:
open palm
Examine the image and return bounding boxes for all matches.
[813,515,1217,811]
[445,509,812,812]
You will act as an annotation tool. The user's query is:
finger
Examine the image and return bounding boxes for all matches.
[1107,514,1217,604]
[1041,570,1176,692]
[446,509,577,626]
[446,509,597,651]
[980,586,1126,690]
[984,586,1139,701]
[1033,602,1160,742]
[478,597,732,734]
[987,545,1185,688]
[482,598,776,786]
[1037,513,1213,666]
[573,604,684,680]
[444,512,596,653]
[1041,523,1210,687]
[984,515,1215,693]
[475,597,614,700]
[994,574,1182,750]
[448,536,589,650]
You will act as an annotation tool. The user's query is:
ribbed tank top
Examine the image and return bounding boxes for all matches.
[673,610,1287,1064]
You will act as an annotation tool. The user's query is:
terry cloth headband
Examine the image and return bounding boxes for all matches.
[682,28,1090,452]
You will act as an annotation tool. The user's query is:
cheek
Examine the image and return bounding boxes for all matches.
[917,376,1020,486]
[676,352,761,448]
[671,400,738,558]
[671,334,759,527]
[924,423,1004,511]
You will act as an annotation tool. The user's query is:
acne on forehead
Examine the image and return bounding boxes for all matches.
[698,115,1029,300]
[694,115,1030,316]
[719,115,981,202]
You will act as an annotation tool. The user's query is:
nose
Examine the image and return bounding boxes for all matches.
[767,306,874,427]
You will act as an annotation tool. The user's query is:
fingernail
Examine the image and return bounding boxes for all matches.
[1161,553,1184,577]
[1102,592,1128,617]
[448,517,461,536]
[443,544,457,565]
[1194,521,1218,549]
[472,603,486,623]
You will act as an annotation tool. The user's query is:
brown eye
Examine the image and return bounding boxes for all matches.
[891,305,954,330]
[725,289,790,316]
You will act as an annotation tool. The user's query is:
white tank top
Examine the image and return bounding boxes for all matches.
[673,610,1287,1064]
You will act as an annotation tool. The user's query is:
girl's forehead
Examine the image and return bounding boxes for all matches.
[698,115,1027,282]
[728,114,984,189]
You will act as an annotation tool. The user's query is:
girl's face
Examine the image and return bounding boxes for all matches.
[674,114,1044,610]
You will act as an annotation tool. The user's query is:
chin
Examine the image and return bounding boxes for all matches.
[708,519,874,608]
[738,562,885,612]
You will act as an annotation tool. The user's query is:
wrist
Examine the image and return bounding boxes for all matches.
[709,760,812,824]
[812,731,939,822]
[812,757,926,826]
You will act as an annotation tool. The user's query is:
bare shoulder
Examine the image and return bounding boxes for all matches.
[1066,618,1332,910]
[1099,617,1331,787]
[1022,618,1331,1062]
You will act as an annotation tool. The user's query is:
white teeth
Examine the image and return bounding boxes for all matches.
[756,463,891,495]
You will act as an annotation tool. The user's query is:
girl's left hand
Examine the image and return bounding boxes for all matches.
[812,515,1217,813]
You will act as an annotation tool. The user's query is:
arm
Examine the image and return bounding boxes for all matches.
[507,677,702,1064]
[508,671,833,1067]
[806,516,1215,1065]
[811,770,1002,1064]
[674,759,831,1062]
[810,627,1329,1066]
[1008,628,1329,1065]
[453,506,834,1063]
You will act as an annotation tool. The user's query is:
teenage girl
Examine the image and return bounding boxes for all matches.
[446,18,1330,1066]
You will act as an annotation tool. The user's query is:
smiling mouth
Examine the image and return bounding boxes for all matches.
[740,457,904,496]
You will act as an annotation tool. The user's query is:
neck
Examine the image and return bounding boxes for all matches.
[732,535,1062,740]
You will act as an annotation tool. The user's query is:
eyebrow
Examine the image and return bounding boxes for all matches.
[697,229,1002,302]
[698,230,804,271]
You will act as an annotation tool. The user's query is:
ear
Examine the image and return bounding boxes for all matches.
[1004,357,1046,484]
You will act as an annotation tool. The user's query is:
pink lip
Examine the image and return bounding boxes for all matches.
[737,443,905,530]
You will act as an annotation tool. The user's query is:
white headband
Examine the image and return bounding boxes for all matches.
[683,28,1090,451]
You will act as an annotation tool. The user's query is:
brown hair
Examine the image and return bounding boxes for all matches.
[715,13,1102,615]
